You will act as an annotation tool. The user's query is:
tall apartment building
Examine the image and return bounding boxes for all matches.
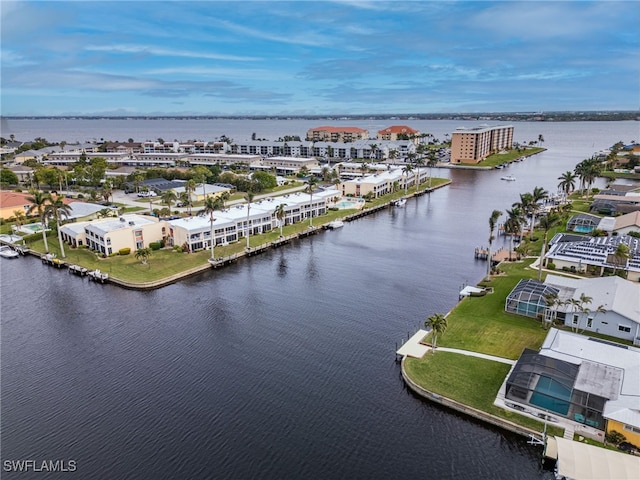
[450,125,514,164]
[305,126,369,143]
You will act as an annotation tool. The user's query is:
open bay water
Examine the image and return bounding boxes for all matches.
[1,120,637,479]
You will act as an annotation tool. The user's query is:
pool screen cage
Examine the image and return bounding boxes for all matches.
[505,279,559,318]
[506,349,606,427]
[567,214,600,232]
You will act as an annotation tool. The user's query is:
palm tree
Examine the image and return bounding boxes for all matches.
[244,191,255,248]
[26,190,51,253]
[201,195,223,259]
[359,162,369,178]
[537,212,560,281]
[530,186,549,240]
[425,313,447,352]
[101,181,113,204]
[557,171,577,200]
[185,179,196,214]
[305,177,318,227]
[612,243,630,276]
[543,292,562,327]
[503,207,523,260]
[513,192,534,242]
[275,203,287,237]
[97,207,115,219]
[135,247,152,265]
[179,191,192,215]
[13,209,26,230]
[487,209,502,278]
[402,164,413,194]
[45,195,72,258]
[413,157,425,193]
[426,151,438,189]
[161,190,178,212]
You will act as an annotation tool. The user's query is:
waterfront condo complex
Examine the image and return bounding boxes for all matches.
[450,124,514,164]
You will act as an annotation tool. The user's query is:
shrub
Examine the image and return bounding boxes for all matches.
[173,245,183,253]
[605,431,626,446]
[562,266,570,272]
[77,194,84,199]
[149,242,161,250]
[118,247,131,255]
[546,262,556,270]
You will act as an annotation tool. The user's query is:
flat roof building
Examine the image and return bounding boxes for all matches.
[450,125,514,164]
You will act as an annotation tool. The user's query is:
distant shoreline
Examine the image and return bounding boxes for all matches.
[2,111,638,122]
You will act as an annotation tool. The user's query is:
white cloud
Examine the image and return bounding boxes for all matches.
[84,44,260,62]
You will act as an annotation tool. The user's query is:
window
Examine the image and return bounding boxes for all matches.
[624,424,640,435]
[618,325,631,333]
[572,314,579,325]
[587,317,593,328]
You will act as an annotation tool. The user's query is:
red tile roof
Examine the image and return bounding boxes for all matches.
[310,126,367,133]
[378,125,419,135]
[0,191,74,210]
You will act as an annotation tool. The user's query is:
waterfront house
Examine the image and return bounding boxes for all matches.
[542,274,640,344]
[505,329,640,447]
[544,233,640,279]
[597,211,640,235]
[60,214,166,255]
[0,191,33,220]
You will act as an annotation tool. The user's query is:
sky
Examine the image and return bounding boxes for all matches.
[1,0,638,116]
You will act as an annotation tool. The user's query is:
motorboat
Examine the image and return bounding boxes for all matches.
[501,175,516,181]
[326,220,344,229]
[394,198,407,207]
[0,245,19,258]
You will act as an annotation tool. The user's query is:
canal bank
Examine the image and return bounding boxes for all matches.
[6,180,452,290]
[400,356,547,441]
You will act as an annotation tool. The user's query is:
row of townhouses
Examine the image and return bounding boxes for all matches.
[60,189,339,255]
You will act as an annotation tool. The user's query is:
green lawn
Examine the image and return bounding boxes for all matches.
[476,147,544,168]
[435,259,548,359]
[405,352,563,436]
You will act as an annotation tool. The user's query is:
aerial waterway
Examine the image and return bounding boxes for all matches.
[1,120,637,479]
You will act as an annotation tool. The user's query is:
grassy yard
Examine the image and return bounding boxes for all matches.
[434,259,549,359]
[476,147,544,168]
[405,352,563,436]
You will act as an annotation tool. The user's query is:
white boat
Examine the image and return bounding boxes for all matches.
[501,175,516,181]
[326,220,344,229]
[0,245,19,258]
[394,198,407,207]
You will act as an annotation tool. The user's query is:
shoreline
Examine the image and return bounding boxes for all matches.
[4,181,452,290]
[400,356,544,441]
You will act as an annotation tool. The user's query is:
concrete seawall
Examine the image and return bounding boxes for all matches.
[6,180,452,290]
[400,357,544,441]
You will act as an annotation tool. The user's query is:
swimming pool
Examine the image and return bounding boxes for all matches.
[572,225,594,233]
[529,376,571,415]
[19,223,46,234]
[334,199,365,210]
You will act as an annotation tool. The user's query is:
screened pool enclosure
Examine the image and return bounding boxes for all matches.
[505,279,559,318]
[566,213,601,234]
[505,349,607,428]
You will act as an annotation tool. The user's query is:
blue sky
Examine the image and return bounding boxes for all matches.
[1,0,638,116]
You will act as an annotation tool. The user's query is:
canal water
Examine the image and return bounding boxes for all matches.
[1,120,637,479]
